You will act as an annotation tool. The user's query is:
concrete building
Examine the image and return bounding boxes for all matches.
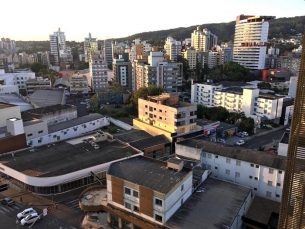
[25,79,51,95]
[49,28,66,66]
[191,83,284,124]
[134,52,183,92]
[28,89,66,108]
[233,15,275,70]
[104,40,113,66]
[0,85,19,94]
[0,133,141,194]
[176,139,286,202]
[191,27,218,52]
[164,37,182,61]
[84,33,98,63]
[70,73,89,94]
[106,156,193,227]
[129,39,151,62]
[0,69,35,90]
[21,104,77,126]
[90,55,108,92]
[182,47,196,70]
[113,55,132,90]
[133,93,197,141]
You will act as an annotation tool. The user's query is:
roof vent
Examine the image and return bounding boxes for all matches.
[167,158,184,172]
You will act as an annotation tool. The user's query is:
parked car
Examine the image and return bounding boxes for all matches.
[217,138,226,144]
[236,132,245,137]
[17,208,36,219]
[1,198,14,206]
[236,140,245,146]
[80,102,86,105]
[241,131,248,136]
[286,126,291,131]
[21,213,41,226]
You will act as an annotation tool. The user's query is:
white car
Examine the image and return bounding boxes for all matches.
[236,140,245,146]
[80,102,86,105]
[17,208,36,219]
[286,127,291,131]
[20,213,40,225]
[241,132,248,136]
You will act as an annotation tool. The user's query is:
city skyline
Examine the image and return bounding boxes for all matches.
[1,0,304,41]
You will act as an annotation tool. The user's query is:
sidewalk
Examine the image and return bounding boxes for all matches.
[243,125,286,141]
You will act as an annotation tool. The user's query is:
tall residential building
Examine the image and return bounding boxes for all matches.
[182,47,196,70]
[113,54,132,90]
[129,39,152,62]
[90,54,108,92]
[278,31,305,229]
[134,52,183,92]
[49,28,66,66]
[233,15,275,70]
[104,40,113,66]
[191,27,218,52]
[69,73,89,94]
[164,37,181,61]
[84,33,97,63]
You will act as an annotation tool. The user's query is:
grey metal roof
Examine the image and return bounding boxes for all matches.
[165,177,251,229]
[177,139,287,170]
[0,138,139,177]
[53,78,70,87]
[48,113,104,133]
[114,129,152,143]
[29,90,64,107]
[243,195,280,226]
[107,156,192,194]
[128,135,170,151]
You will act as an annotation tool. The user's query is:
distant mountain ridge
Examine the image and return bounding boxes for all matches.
[116,15,305,46]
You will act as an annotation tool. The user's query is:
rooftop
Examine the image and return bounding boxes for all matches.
[177,139,286,170]
[28,90,64,108]
[0,136,139,177]
[243,195,280,227]
[215,87,244,95]
[107,156,192,194]
[128,135,170,151]
[0,95,33,112]
[0,102,17,109]
[165,177,251,229]
[48,113,103,133]
[23,119,46,127]
[114,129,152,143]
[21,104,76,122]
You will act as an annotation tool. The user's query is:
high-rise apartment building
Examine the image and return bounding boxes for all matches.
[191,27,218,52]
[84,33,97,63]
[164,37,181,61]
[90,54,108,92]
[49,28,66,66]
[278,31,305,229]
[104,40,113,66]
[182,47,196,70]
[233,15,275,70]
[113,54,132,90]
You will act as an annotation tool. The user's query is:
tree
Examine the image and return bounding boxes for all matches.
[88,94,101,112]
[238,117,255,134]
[77,61,89,70]
[30,62,47,74]
[108,64,113,70]
[257,81,272,90]
[229,111,246,124]
[100,82,126,103]
[129,85,164,104]
[222,61,257,82]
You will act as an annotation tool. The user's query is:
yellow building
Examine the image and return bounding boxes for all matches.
[182,47,197,70]
[133,93,197,141]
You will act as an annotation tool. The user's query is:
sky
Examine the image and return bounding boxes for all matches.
[2,0,304,41]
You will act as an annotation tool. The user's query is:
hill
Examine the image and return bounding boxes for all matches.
[116,15,305,46]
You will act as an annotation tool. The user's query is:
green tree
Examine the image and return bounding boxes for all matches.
[177,55,190,80]
[108,64,113,70]
[229,111,246,124]
[129,85,164,104]
[30,62,47,73]
[222,61,257,82]
[77,61,89,70]
[88,94,101,112]
[100,82,126,103]
[238,117,255,134]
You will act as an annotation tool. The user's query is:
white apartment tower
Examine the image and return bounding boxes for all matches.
[233,15,275,70]
[191,27,218,52]
[164,37,181,61]
[49,28,66,66]
[84,33,98,63]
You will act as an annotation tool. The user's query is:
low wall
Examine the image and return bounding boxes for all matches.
[109,117,133,130]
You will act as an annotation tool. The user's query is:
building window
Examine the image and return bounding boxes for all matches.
[215,166,218,169]
[133,190,139,198]
[235,172,240,177]
[154,115,156,118]
[159,109,162,112]
[279,170,282,174]
[249,176,253,179]
[27,133,33,137]
[226,169,230,175]
[145,112,148,115]
[133,205,139,212]
[145,105,148,108]
[181,198,184,205]
[276,194,280,198]
[125,202,131,210]
[53,135,56,138]
[254,188,257,191]
[268,181,273,186]
[38,130,43,134]
[149,113,153,118]
[266,191,272,198]
[269,168,274,174]
[181,184,184,191]
[250,164,254,167]
[236,160,241,166]
[226,158,231,164]
[159,116,162,120]
[207,154,212,159]
[154,108,156,111]
[202,152,206,157]
[255,177,258,180]
[256,165,259,168]
[149,106,153,111]
[38,139,42,143]
[155,198,162,207]
[125,187,131,195]
[277,183,281,187]
[155,214,162,222]
[215,155,218,158]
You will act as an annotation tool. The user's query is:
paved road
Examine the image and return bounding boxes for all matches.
[0,195,78,229]
[242,128,286,149]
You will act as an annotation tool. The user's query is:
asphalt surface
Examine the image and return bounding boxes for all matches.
[0,194,79,229]
[242,128,286,149]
